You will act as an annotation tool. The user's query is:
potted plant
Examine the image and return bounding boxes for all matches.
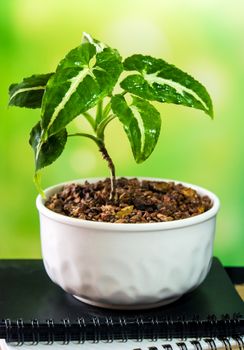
[9,32,220,309]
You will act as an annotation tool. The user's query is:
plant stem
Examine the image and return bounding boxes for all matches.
[102,101,112,120]
[82,112,96,130]
[96,114,116,140]
[68,132,101,146]
[68,133,116,201]
[95,99,103,130]
[98,143,116,201]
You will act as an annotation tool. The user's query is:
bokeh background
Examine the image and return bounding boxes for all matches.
[0,0,243,265]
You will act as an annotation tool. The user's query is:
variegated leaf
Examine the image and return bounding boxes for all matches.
[111,94,161,163]
[29,121,67,171]
[9,73,53,109]
[41,34,123,137]
[121,54,213,118]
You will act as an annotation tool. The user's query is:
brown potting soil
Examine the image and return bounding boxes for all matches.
[45,178,212,223]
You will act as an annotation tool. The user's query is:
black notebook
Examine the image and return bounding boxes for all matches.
[0,257,243,346]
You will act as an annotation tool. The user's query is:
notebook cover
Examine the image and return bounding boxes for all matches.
[0,257,243,342]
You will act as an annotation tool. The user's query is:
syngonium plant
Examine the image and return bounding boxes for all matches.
[9,32,213,200]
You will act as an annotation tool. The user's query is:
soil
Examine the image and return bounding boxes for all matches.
[45,178,212,223]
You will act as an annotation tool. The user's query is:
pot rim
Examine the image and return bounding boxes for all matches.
[36,177,220,232]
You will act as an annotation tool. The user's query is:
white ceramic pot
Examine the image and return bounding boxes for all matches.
[36,178,220,310]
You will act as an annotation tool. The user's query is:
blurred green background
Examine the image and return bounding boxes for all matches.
[0,0,243,265]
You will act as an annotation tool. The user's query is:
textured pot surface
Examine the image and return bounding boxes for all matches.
[36,178,220,310]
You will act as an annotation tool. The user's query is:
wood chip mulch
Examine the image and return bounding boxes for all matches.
[45,178,212,223]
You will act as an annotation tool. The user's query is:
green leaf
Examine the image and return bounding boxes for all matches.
[41,34,123,136]
[121,54,213,118]
[8,73,53,109]
[29,121,67,171]
[111,94,161,163]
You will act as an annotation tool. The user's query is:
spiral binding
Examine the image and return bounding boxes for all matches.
[30,319,39,345]
[133,337,244,350]
[191,340,203,350]
[119,316,128,343]
[0,315,243,346]
[76,317,86,344]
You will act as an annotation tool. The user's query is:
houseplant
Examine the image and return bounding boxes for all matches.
[9,32,220,309]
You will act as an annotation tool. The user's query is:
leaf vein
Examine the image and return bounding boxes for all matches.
[9,86,46,102]
[143,72,208,111]
[130,105,145,153]
[47,67,90,130]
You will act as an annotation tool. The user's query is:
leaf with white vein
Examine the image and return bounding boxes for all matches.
[41,35,123,137]
[8,73,53,109]
[29,121,67,171]
[121,54,213,118]
[111,94,161,163]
